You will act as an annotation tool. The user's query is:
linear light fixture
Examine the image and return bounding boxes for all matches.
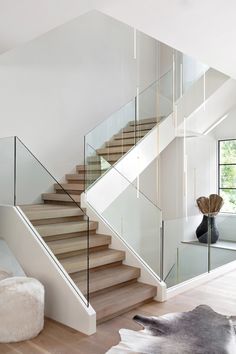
[203,71,206,112]
[133,29,137,60]
[203,113,228,135]
[183,115,188,219]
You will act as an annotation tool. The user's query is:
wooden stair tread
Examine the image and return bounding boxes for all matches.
[54,183,84,191]
[46,234,111,255]
[66,173,101,181]
[86,155,110,163]
[61,249,125,274]
[122,122,156,133]
[76,165,103,172]
[87,155,119,163]
[42,193,80,203]
[20,204,85,220]
[96,146,131,155]
[114,130,148,140]
[129,117,160,126]
[90,282,157,321]
[106,137,141,147]
[72,264,140,295]
[36,220,98,237]
[85,156,104,164]
[91,154,122,162]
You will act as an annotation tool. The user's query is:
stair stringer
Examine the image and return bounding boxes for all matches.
[0,205,96,335]
[177,77,236,135]
[86,112,175,214]
[176,67,229,129]
[80,194,167,302]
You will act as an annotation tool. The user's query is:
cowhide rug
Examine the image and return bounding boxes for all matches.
[106,305,236,354]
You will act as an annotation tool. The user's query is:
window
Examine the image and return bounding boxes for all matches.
[218,139,236,213]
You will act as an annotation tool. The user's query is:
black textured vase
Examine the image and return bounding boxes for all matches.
[196,215,219,244]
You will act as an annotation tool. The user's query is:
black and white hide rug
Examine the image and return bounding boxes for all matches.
[106,305,236,354]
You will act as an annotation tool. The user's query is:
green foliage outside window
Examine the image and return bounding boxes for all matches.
[219,140,236,213]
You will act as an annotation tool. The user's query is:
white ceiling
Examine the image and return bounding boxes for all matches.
[1,0,236,78]
[95,0,236,79]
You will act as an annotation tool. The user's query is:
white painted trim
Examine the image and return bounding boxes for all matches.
[167,260,236,299]
[0,205,96,335]
[81,194,167,302]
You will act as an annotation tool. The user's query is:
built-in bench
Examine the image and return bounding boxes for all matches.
[182,239,236,251]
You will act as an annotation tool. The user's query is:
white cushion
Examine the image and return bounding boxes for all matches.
[0,277,44,343]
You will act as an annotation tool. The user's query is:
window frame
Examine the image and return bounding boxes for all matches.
[218,138,236,214]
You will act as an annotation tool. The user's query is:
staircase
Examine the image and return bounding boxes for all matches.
[7,67,228,329]
[84,116,162,185]
[20,117,158,324]
[95,118,159,161]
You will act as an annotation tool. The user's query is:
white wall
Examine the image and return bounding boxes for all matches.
[0,10,158,180]
[186,135,217,216]
[211,109,236,240]
[160,134,217,220]
[139,158,158,206]
[0,239,25,276]
[159,138,184,220]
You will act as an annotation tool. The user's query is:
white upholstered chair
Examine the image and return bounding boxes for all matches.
[0,270,44,343]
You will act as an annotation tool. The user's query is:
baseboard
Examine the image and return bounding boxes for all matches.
[167,260,236,299]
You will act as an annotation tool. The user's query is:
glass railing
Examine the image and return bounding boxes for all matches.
[174,50,209,101]
[0,136,90,306]
[164,242,209,288]
[83,56,217,288]
[84,68,173,191]
[85,145,163,280]
[162,216,209,287]
[163,207,236,289]
[84,58,216,194]
[164,262,177,288]
[0,137,15,205]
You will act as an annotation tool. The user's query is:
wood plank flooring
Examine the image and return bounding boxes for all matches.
[1,269,236,354]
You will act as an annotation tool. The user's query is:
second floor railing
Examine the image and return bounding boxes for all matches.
[84,68,173,191]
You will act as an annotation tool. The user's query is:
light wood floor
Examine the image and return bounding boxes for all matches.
[1,269,236,354]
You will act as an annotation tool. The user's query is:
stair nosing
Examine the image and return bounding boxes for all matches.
[36,220,98,237]
[72,264,140,295]
[60,249,125,273]
[46,234,111,255]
